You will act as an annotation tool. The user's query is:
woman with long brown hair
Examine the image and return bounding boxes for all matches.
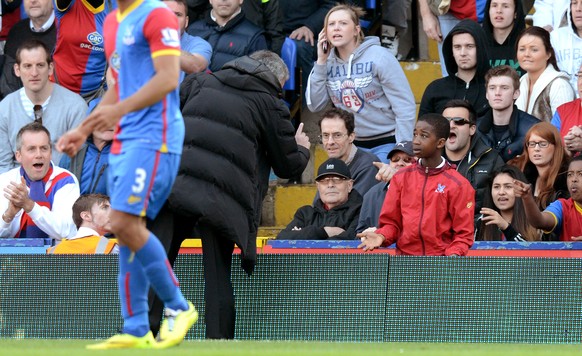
[515,26,575,121]
[477,165,540,241]
[511,122,569,210]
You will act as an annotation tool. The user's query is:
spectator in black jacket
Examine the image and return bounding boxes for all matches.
[419,19,491,118]
[280,0,334,94]
[477,65,540,162]
[442,99,505,223]
[242,0,285,55]
[278,158,362,240]
[147,51,310,339]
[186,0,267,72]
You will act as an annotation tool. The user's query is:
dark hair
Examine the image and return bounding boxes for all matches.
[484,65,520,90]
[511,122,569,209]
[477,165,540,241]
[442,99,477,124]
[417,113,450,141]
[16,122,51,151]
[516,26,559,71]
[162,0,188,11]
[15,39,52,65]
[570,155,582,166]
[72,194,110,229]
[318,107,356,135]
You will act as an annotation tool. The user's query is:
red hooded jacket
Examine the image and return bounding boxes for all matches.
[376,159,475,256]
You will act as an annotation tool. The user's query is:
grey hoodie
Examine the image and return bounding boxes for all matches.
[306,36,415,144]
[551,4,582,97]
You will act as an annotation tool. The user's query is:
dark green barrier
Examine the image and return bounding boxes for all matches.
[385,256,582,343]
[0,255,580,343]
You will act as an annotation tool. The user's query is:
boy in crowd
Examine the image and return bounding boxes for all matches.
[513,155,582,241]
[358,114,475,256]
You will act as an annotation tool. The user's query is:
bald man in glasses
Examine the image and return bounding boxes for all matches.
[442,99,504,225]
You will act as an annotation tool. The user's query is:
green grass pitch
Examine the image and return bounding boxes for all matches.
[1,340,580,356]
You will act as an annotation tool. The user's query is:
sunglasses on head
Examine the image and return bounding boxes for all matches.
[446,117,472,126]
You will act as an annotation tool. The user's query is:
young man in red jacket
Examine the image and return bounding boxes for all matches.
[358,113,475,256]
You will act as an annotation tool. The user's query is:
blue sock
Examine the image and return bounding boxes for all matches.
[135,233,188,311]
[118,246,150,337]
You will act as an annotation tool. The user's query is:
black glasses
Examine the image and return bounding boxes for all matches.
[33,105,42,124]
[446,117,472,126]
[527,140,551,149]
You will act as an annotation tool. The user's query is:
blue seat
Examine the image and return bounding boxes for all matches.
[360,0,381,34]
[281,37,297,91]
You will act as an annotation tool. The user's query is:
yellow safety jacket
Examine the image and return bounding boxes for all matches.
[46,235,117,254]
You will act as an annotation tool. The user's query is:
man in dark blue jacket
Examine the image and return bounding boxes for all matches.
[477,65,540,162]
[187,0,267,72]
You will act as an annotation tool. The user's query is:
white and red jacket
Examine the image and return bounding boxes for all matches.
[376,158,475,256]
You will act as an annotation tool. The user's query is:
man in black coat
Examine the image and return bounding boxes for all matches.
[278,158,362,240]
[148,51,310,339]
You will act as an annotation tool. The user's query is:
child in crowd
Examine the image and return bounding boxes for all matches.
[358,114,475,256]
[477,165,540,241]
[513,155,582,241]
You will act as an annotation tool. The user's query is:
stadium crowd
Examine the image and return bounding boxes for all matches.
[0,0,580,243]
[0,0,581,343]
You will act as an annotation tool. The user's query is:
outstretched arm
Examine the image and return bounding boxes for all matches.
[513,179,555,231]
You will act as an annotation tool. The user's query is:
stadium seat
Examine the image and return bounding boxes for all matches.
[281,37,301,121]
[360,0,381,36]
[281,37,297,91]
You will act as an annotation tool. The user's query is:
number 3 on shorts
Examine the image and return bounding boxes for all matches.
[132,168,147,194]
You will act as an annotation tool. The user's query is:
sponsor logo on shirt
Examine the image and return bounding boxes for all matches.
[435,183,446,194]
[110,52,121,72]
[161,28,180,47]
[80,31,105,52]
[127,195,142,204]
[88,32,104,45]
[123,25,136,46]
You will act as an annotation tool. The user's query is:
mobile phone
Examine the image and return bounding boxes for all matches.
[322,40,329,54]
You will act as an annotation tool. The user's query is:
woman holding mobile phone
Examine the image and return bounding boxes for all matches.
[306,4,416,163]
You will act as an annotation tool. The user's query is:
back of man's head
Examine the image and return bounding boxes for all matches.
[249,50,289,87]
[72,194,110,230]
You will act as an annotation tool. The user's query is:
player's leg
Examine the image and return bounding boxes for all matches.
[200,225,236,339]
[128,150,197,347]
[86,213,155,350]
[89,150,195,349]
[147,205,197,337]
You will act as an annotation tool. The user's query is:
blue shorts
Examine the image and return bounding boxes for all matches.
[108,148,180,219]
